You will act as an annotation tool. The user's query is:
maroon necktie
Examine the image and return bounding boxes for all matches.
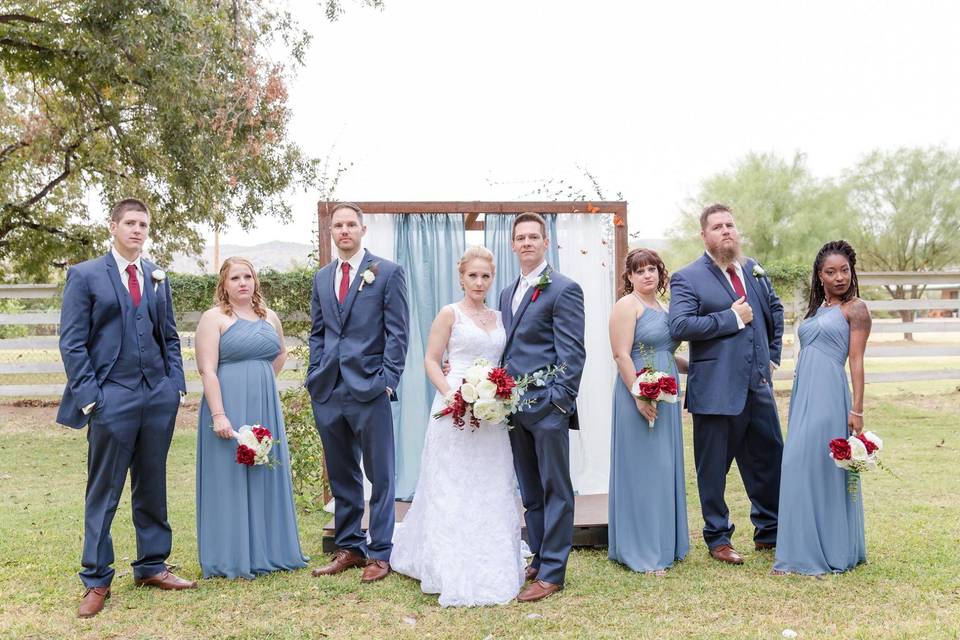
[726,265,746,299]
[126,264,141,307]
[338,262,350,304]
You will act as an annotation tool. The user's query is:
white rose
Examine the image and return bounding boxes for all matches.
[464,365,486,387]
[151,268,167,282]
[848,436,869,461]
[361,269,375,284]
[460,383,479,404]
[473,399,499,422]
[476,379,497,401]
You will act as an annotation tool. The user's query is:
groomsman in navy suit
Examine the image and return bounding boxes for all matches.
[58,198,194,618]
[307,202,409,582]
[668,204,785,565]
[499,212,586,602]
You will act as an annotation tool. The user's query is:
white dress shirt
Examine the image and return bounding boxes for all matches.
[334,248,365,298]
[512,259,548,314]
[112,246,144,295]
[706,253,747,331]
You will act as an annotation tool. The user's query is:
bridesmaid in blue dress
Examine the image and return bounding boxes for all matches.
[608,249,690,574]
[195,257,308,579]
[774,240,872,575]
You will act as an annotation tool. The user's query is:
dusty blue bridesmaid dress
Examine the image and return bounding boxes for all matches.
[774,305,866,574]
[608,307,689,572]
[196,318,308,579]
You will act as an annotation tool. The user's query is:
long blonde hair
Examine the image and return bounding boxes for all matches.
[216,257,267,318]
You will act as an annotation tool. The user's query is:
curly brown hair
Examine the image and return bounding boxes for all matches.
[216,257,267,318]
[621,248,669,297]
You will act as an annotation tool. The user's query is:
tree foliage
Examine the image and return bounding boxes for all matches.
[0,0,379,279]
[666,152,856,270]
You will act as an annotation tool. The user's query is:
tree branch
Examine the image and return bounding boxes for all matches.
[0,14,44,25]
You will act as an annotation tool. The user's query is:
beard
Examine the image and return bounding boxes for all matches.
[708,237,741,265]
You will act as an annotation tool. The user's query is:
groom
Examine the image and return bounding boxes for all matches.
[58,198,194,619]
[307,202,409,582]
[668,203,784,565]
[500,212,586,603]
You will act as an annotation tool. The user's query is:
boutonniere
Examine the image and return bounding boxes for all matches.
[530,270,552,302]
[752,264,766,278]
[358,262,379,291]
[151,268,167,292]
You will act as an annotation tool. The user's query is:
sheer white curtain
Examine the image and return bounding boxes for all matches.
[554,214,616,495]
[326,214,396,510]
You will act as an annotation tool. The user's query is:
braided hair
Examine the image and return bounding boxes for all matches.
[805,240,860,319]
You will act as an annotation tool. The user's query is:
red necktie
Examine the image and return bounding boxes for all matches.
[338,262,351,304]
[126,264,141,307]
[726,265,746,299]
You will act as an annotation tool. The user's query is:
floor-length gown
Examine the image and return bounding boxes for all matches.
[774,305,866,574]
[391,305,525,607]
[196,318,308,579]
[608,307,689,572]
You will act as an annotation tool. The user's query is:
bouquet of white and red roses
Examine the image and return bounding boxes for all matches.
[630,367,679,428]
[233,424,276,467]
[828,431,884,496]
[433,358,566,430]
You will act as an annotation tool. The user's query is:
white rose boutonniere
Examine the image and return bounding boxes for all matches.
[357,262,379,291]
[752,264,766,278]
[151,268,167,292]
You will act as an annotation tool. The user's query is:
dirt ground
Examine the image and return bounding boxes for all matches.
[0,399,201,434]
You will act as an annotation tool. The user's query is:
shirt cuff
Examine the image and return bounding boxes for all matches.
[82,401,96,415]
[769,361,778,371]
[732,308,745,330]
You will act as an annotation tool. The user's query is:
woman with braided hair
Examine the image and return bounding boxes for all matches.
[773,240,872,575]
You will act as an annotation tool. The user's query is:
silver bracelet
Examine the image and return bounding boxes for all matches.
[849,410,863,417]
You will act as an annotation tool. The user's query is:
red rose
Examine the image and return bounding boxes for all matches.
[659,376,678,395]
[488,367,517,399]
[252,426,272,442]
[637,381,662,400]
[236,444,256,466]
[829,438,851,461]
[855,433,878,455]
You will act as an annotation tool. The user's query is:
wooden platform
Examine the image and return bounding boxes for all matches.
[321,493,609,552]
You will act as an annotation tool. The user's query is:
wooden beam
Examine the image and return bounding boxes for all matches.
[318,201,627,216]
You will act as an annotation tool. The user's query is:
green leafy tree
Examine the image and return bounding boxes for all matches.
[666,152,856,272]
[0,0,379,280]
[845,146,960,337]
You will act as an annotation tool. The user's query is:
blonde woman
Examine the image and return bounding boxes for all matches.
[390,246,526,607]
[194,257,307,579]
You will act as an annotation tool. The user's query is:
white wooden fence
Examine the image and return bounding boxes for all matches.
[2,272,959,397]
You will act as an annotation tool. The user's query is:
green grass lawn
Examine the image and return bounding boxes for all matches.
[0,382,958,639]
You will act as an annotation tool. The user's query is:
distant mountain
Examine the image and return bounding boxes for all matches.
[169,241,314,274]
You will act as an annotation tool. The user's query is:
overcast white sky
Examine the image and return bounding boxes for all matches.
[218,0,960,245]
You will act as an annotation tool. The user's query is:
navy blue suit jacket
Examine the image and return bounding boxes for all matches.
[57,253,185,429]
[668,253,784,415]
[306,250,409,404]
[499,267,586,430]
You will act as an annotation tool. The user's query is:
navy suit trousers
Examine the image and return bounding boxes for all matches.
[81,378,180,587]
[312,378,395,561]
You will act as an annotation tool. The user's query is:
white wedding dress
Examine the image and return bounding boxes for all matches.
[391,304,525,607]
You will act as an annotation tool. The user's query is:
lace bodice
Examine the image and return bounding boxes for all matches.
[446,305,506,378]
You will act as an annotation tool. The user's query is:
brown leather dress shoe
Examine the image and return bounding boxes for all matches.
[361,559,390,583]
[517,579,562,603]
[709,544,744,565]
[312,549,367,577]
[134,570,198,590]
[755,542,776,551]
[78,587,110,618]
[524,565,539,582]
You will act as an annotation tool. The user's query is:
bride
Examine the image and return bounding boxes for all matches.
[391,246,525,607]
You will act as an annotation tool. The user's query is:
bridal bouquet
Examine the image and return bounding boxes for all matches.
[434,358,566,430]
[828,431,884,496]
[233,424,276,467]
[631,367,679,428]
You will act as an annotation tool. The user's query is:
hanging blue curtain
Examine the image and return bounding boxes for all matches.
[484,213,560,304]
[393,214,466,499]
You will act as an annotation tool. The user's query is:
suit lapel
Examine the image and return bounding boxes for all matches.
[141,261,159,325]
[703,253,737,302]
[103,253,130,314]
[340,250,373,328]
[742,260,772,327]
